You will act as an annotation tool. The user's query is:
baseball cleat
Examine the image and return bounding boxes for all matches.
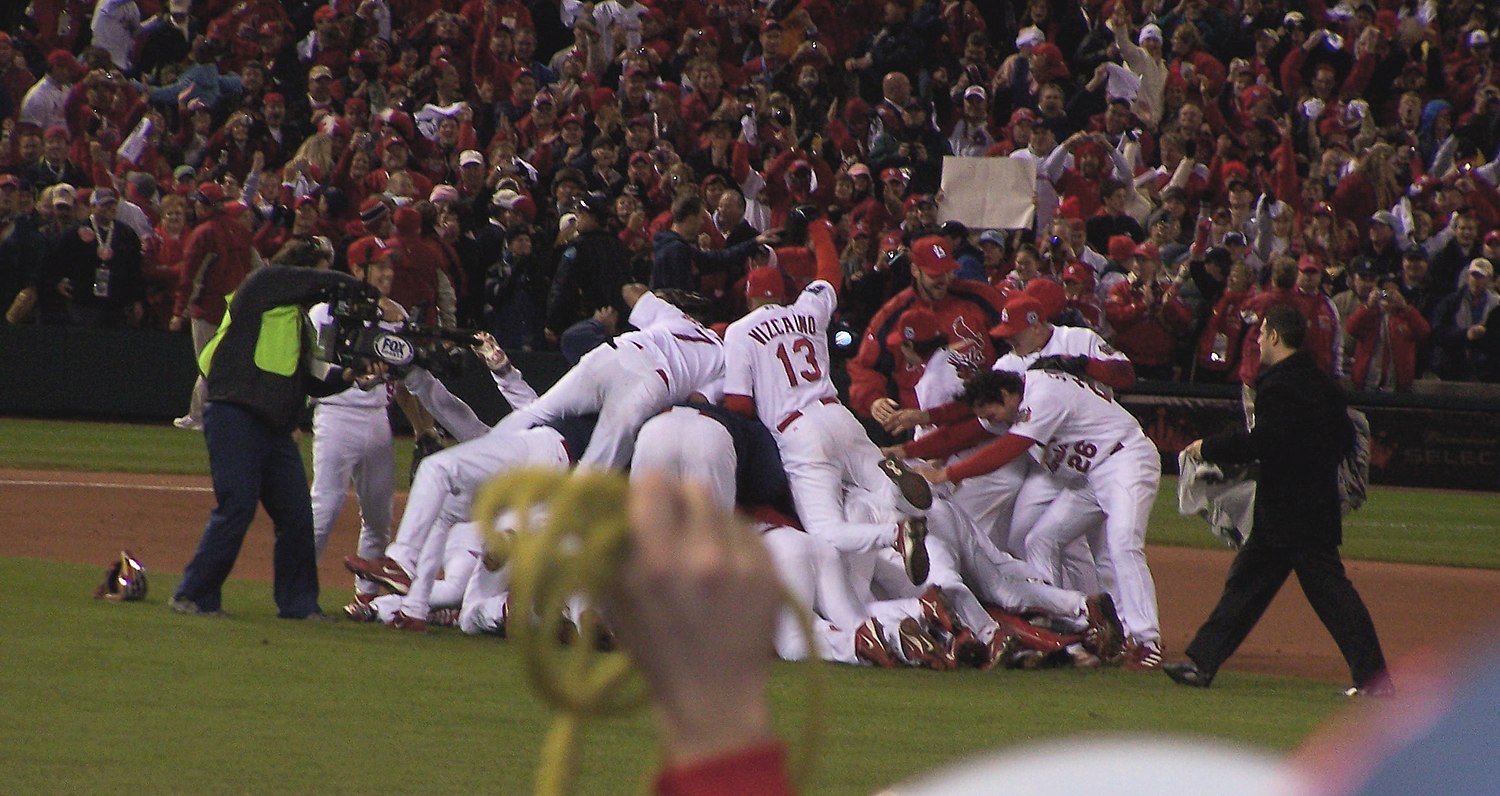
[1165,661,1214,688]
[950,628,990,669]
[853,619,901,669]
[880,457,934,511]
[896,517,930,585]
[981,632,1022,671]
[897,617,954,671]
[389,610,428,633]
[1005,648,1048,670]
[342,594,379,622]
[343,555,412,595]
[1121,639,1163,671]
[428,607,460,627]
[918,585,961,637]
[1082,593,1126,660]
[1066,643,1103,669]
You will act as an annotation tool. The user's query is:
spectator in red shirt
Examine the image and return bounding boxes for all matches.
[1104,242,1192,379]
[849,235,1005,423]
[1347,275,1431,392]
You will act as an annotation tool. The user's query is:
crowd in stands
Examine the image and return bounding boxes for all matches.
[2,0,1500,389]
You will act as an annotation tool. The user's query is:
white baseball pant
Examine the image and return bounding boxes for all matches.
[310,403,394,578]
[777,401,905,555]
[630,407,737,514]
[497,341,672,471]
[1022,439,1162,644]
[1010,468,1101,594]
[386,425,571,620]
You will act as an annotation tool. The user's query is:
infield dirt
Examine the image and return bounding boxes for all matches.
[6,468,1499,683]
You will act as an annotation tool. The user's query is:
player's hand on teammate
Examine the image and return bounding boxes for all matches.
[1183,439,1204,459]
[607,472,780,766]
[882,407,930,434]
[909,461,949,485]
[870,397,900,424]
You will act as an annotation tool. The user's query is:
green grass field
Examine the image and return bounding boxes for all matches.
[4,418,1495,793]
[5,558,1344,795]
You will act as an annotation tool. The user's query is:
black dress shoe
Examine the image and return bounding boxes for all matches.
[1164,661,1213,688]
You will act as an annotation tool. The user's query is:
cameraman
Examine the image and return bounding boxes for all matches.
[171,265,383,619]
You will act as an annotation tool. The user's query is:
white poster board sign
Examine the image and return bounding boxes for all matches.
[938,156,1036,230]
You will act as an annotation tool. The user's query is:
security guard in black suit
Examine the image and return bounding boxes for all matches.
[1167,304,1389,694]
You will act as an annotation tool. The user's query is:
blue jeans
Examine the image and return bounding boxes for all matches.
[174,401,321,617]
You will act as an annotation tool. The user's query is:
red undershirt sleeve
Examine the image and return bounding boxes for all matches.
[945,434,1038,483]
[1084,358,1136,389]
[902,418,993,460]
[926,400,976,426]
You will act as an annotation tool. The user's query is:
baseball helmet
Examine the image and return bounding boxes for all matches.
[94,550,148,601]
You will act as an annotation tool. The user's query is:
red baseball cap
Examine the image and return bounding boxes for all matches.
[1009,108,1040,126]
[885,307,946,350]
[745,266,786,300]
[990,294,1045,337]
[1298,253,1324,272]
[910,235,959,276]
[880,167,910,184]
[1062,262,1094,285]
[902,194,934,214]
[1024,277,1066,320]
[193,182,225,204]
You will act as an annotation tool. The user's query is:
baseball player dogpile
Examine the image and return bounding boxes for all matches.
[335,216,1152,672]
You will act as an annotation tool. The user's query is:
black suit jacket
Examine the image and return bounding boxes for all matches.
[1201,350,1353,548]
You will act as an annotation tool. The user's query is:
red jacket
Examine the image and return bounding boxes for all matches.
[175,214,256,324]
[1103,277,1192,367]
[1294,288,1344,378]
[848,279,1006,416]
[1346,303,1430,391]
[1236,286,1298,385]
[1195,288,1252,375]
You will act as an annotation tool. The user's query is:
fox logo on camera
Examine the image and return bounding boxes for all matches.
[372,332,417,366]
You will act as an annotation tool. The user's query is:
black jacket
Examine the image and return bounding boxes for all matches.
[649,229,760,292]
[546,228,631,335]
[205,266,378,433]
[1201,350,1354,548]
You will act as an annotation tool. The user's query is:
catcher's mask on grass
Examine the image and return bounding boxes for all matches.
[94,551,148,601]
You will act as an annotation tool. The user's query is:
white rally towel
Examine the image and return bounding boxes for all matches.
[116,116,153,166]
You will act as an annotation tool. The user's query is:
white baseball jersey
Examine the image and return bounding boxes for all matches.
[993,325,1130,399]
[723,280,838,430]
[1009,369,1148,483]
[629,291,726,398]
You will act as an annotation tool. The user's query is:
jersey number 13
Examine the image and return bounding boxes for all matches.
[775,337,823,386]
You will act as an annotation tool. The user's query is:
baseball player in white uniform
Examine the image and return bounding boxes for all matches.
[886,292,1134,581]
[987,293,1135,591]
[722,222,934,586]
[308,254,517,606]
[905,368,1164,669]
[492,289,726,471]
